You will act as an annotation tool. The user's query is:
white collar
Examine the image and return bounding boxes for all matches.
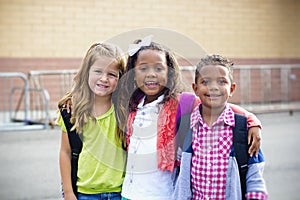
[137,94,164,109]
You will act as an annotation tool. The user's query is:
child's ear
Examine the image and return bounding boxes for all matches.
[230,82,236,96]
[192,83,198,93]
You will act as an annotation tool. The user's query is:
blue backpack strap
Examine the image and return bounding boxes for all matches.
[233,113,249,200]
[182,125,193,153]
[59,104,82,197]
[176,93,195,151]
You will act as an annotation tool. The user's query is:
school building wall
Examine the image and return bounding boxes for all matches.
[0,0,300,111]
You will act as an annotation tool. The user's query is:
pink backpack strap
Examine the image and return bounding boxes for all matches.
[176,92,195,122]
[175,92,195,160]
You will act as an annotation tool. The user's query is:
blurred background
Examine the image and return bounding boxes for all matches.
[0,0,299,129]
[0,0,299,199]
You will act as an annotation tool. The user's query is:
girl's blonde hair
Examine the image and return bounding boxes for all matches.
[58,43,126,146]
[115,40,185,133]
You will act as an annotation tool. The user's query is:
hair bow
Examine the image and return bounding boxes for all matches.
[127,35,153,56]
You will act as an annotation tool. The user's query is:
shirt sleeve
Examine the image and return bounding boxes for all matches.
[56,115,67,133]
[246,191,268,199]
[246,149,268,199]
[228,103,262,129]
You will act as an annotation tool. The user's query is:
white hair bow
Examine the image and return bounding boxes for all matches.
[127,35,153,56]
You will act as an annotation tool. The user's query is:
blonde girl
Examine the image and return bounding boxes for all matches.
[57,43,126,200]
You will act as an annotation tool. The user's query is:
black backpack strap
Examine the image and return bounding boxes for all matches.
[59,104,82,197]
[233,113,249,200]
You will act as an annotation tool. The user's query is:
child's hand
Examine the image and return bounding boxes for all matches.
[59,97,72,113]
[63,191,77,200]
[248,126,261,157]
[65,98,72,113]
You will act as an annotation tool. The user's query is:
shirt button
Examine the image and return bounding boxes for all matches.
[207,180,211,185]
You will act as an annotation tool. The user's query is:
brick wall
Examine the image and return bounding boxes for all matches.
[0,0,299,58]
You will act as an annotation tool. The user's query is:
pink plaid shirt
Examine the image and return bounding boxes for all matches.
[191,104,234,200]
[190,104,267,200]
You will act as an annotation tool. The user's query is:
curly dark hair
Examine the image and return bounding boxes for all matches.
[195,54,234,83]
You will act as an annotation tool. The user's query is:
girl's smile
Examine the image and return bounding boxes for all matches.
[144,81,159,89]
[96,83,109,89]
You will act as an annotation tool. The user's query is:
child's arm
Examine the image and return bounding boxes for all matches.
[246,149,268,199]
[229,103,262,128]
[229,103,262,157]
[247,127,262,158]
[59,132,77,200]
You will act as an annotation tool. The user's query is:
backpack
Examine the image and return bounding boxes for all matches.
[59,105,82,197]
[176,105,249,200]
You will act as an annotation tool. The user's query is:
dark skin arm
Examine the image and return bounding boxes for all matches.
[248,126,261,157]
[229,103,262,157]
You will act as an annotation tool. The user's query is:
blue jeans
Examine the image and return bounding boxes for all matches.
[78,192,121,200]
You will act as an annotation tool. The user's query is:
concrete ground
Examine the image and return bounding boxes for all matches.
[0,111,299,200]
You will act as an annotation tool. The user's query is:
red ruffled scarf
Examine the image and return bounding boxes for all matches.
[126,97,178,172]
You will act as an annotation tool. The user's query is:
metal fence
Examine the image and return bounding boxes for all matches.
[0,72,49,131]
[1,64,300,131]
[28,69,77,110]
[0,70,77,131]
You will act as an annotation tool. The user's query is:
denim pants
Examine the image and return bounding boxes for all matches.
[77,192,121,200]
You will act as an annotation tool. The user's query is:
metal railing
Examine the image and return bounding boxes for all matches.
[28,69,77,109]
[0,72,50,131]
[1,64,299,131]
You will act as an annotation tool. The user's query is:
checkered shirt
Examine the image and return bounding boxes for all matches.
[246,192,268,199]
[190,104,235,200]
